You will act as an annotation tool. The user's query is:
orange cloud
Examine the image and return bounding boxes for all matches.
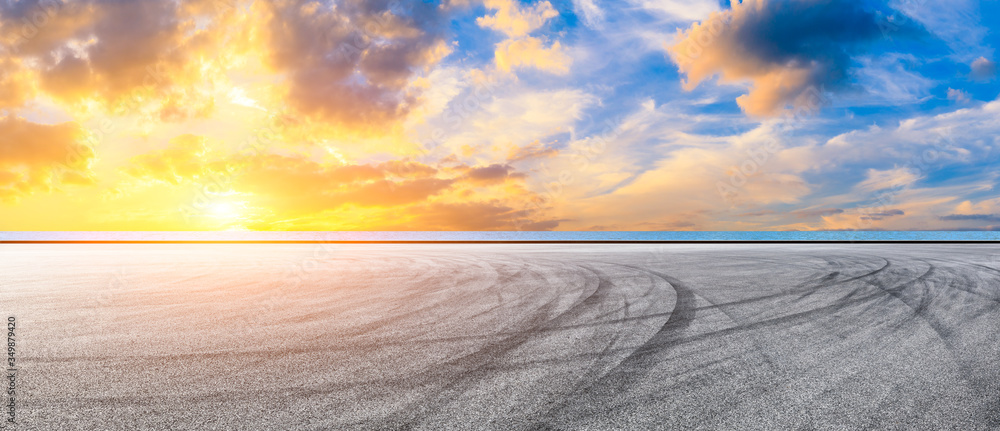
[117,136,558,230]
[477,0,559,38]
[0,116,95,201]
[124,135,216,185]
[495,36,571,75]
[0,58,32,109]
[0,0,240,125]
[387,201,561,230]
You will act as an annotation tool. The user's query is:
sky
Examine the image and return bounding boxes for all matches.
[0,0,999,231]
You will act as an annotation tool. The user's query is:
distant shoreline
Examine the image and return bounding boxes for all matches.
[3,240,1000,244]
[2,231,1000,243]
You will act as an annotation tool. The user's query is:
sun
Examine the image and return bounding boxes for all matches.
[206,201,247,225]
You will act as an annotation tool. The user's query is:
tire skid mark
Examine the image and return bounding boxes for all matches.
[793,256,891,303]
[367,290,562,429]
[370,261,643,429]
[541,265,699,414]
[859,258,993,404]
[923,257,1000,303]
[526,264,674,424]
[342,255,542,340]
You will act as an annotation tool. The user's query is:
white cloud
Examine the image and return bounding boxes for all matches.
[848,54,935,106]
[631,0,719,23]
[537,95,1000,230]
[572,0,605,27]
[856,167,922,193]
[889,0,988,60]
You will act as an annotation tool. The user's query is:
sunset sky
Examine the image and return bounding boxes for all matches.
[1,0,999,231]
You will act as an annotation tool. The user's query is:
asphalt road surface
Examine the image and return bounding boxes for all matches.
[1,244,999,430]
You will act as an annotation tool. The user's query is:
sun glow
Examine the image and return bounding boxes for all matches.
[206,200,248,224]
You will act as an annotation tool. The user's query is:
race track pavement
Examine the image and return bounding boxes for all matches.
[1,244,999,430]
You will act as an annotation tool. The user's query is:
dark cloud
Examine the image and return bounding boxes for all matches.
[738,209,776,217]
[0,0,95,57]
[263,0,454,128]
[971,57,996,81]
[1,0,456,126]
[940,214,1000,222]
[793,207,844,218]
[860,209,904,221]
[464,164,523,185]
[668,0,913,116]
[1,0,222,119]
[507,140,559,162]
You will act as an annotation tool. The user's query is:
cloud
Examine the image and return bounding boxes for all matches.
[860,208,904,220]
[0,0,458,130]
[477,0,570,76]
[849,53,934,105]
[507,140,560,162]
[123,135,214,185]
[464,164,523,185]
[739,209,777,217]
[262,0,454,129]
[0,116,94,201]
[120,137,556,229]
[390,201,562,230]
[477,0,559,38]
[4,1,201,107]
[793,207,844,218]
[666,0,899,116]
[0,0,240,124]
[816,97,1000,170]
[571,0,604,27]
[971,57,996,81]
[0,58,31,109]
[418,87,597,159]
[631,0,719,23]
[0,0,96,57]
[495,36,571,75]
[940,214,1000,222]
[544,113,813,230]
[856,167,922,192]
[890,0,986,59]
[947,88,970,103]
